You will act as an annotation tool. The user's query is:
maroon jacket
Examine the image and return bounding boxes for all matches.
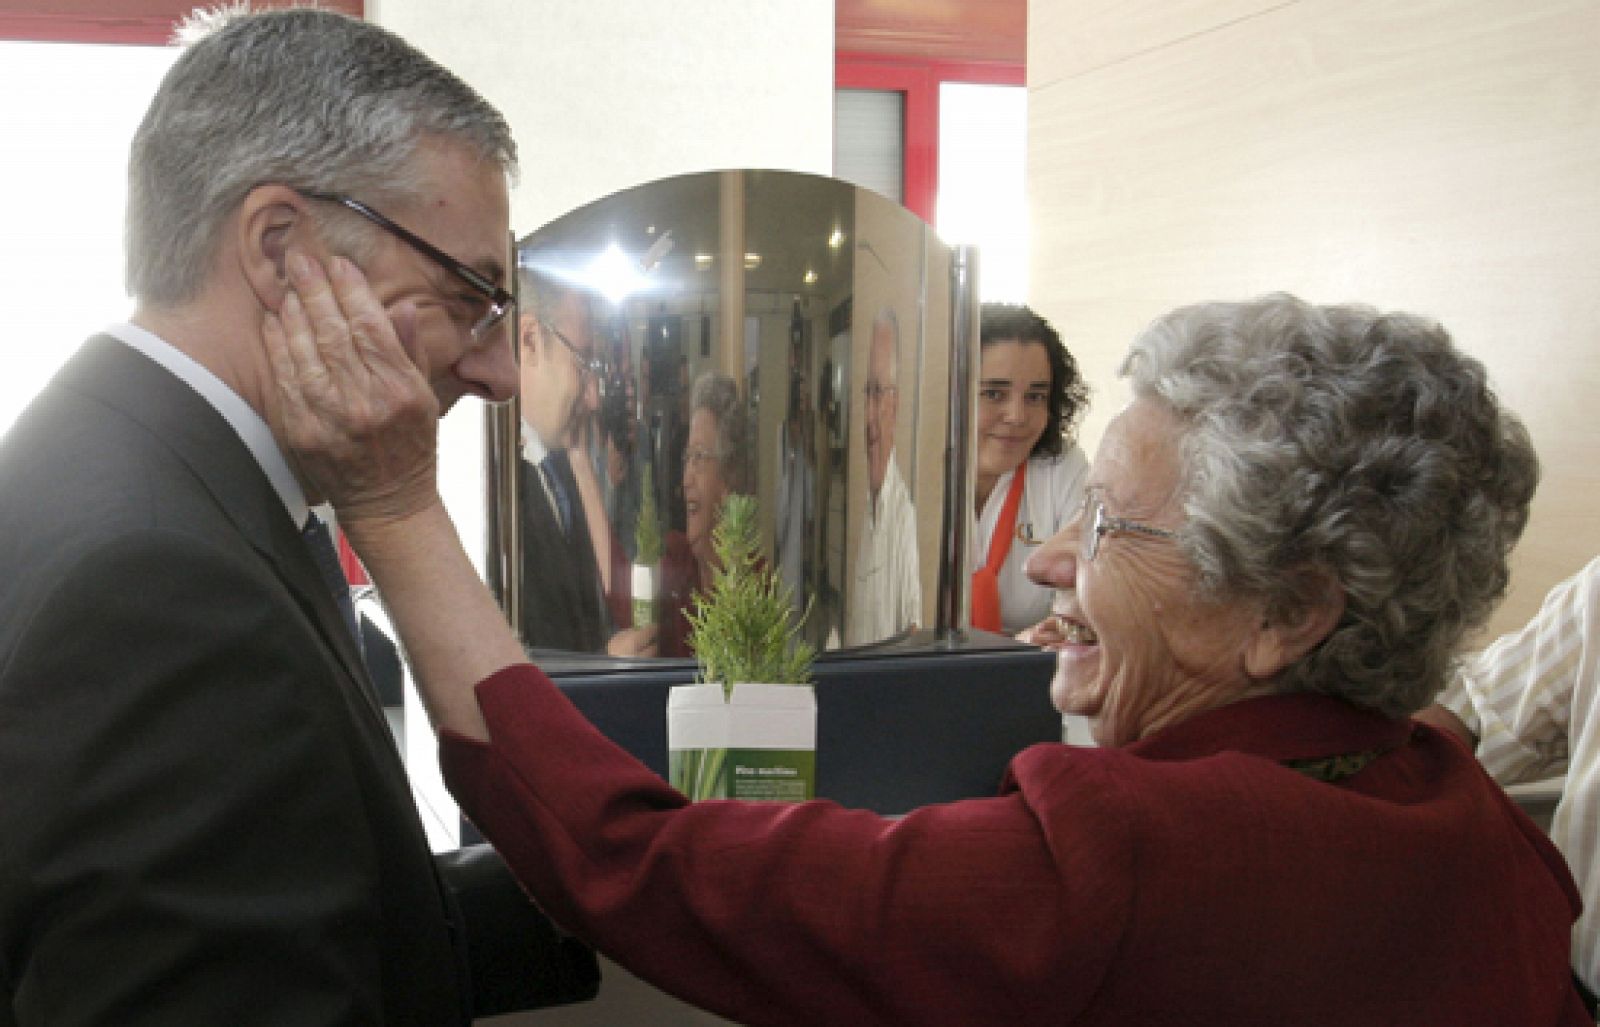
[443,666,1590,1025]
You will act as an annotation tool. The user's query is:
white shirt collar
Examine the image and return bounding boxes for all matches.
[105,322,310,528]
[519,420,552,466]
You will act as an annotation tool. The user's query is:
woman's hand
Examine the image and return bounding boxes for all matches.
[261,250,440,529]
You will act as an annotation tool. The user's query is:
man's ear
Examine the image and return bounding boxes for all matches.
[517,311,541,364]
[236,184,317,312]
[1242,566,1346,682]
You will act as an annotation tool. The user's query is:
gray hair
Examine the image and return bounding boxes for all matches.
[127,6,517,304]
[515,268,589,353]
[691,370,751,494]
[1121,293,1538,716]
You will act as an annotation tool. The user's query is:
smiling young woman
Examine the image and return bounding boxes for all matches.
[969,302,1091,635]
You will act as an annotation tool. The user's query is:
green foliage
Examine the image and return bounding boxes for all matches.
[686,493,815,695]
[635,463,662,565]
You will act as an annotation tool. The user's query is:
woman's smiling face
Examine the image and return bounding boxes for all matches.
[1025,397,1264,747]
[976,340,1052,484]
[683,406,728,562]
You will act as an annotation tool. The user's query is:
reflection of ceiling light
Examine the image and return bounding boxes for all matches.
[585,242,649,305]
[641,229,673,272]
[646,224,656,235]
[694,254,713,270]
[803,269,817,284]
[744,253,761,270]
[828,227,844,249]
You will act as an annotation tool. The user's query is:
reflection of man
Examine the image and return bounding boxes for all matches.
[776,370,815,617]
[0,9,594,1021]
[517,273,654,655]
[846,307,922,644]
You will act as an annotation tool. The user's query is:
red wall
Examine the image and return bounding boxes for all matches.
[835,0,1025,223]
[0,1,363,45]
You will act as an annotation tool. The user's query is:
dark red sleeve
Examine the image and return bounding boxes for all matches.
[439,665,1133,1025]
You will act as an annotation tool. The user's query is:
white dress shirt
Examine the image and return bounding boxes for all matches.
[846,453,921,646]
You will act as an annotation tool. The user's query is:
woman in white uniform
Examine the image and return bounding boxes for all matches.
[970,303,1091,635]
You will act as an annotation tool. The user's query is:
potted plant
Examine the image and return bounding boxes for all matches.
[668,494,817,802]
[631,463,662,628]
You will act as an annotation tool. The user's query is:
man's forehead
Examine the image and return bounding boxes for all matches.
[545,291,594,340]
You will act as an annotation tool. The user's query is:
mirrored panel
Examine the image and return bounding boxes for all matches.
[491,170,972,660]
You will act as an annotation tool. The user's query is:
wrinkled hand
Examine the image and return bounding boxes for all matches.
[262,251,440,529]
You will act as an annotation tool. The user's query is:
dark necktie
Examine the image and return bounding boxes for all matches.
[303,512,362,650]
[542,454,573,537]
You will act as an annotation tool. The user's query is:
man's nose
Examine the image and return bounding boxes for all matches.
[461,329,518,403]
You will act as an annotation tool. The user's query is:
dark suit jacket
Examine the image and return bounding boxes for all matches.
[518,452,608,653]
[0,336,596,1025]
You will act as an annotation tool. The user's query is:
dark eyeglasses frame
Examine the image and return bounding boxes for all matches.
[297,189,514,340]
[537,318,610,393]
[1081,492,1179,562]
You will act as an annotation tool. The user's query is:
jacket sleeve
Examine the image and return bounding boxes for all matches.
[435,844,600,1017]
[439,665,1133,1026]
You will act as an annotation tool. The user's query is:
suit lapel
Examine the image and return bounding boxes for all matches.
[59,336,378,712]
[518,458,605,650]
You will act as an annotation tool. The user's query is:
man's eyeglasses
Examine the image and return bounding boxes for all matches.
[298,190,514,341]
[538,318,609,393]
[1080,492,1179,562]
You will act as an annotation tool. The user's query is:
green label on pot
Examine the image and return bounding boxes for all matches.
[670,747,815,802]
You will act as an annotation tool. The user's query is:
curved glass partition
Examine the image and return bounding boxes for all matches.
[487,170,977,660]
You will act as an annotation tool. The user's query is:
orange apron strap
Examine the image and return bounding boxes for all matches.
[970,462,1028,632]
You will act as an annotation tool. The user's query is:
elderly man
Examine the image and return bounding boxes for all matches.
[846,306,922,644]
[516,272,655,656]
[0,9,594,1023]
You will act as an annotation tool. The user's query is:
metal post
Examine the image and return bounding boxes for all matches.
[935,243,979,643]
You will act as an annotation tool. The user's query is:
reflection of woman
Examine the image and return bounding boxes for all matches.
[658,371,747,658]
[268,269,1590,1023]
[971,303,1091,635]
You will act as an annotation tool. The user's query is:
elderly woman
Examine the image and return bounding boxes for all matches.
[971,302,1091,634]
[263,265,1591,1023]
[658,369,749,657]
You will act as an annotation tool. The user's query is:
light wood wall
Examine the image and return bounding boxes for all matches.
[1027,0,1600,637]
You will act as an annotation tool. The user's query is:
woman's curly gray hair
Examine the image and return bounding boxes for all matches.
[1122,293,1538,716]
[691,370,751,494]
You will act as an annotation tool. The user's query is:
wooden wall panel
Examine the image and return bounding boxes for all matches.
[1029,0,1281,84]
[1027,0,1600,636]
